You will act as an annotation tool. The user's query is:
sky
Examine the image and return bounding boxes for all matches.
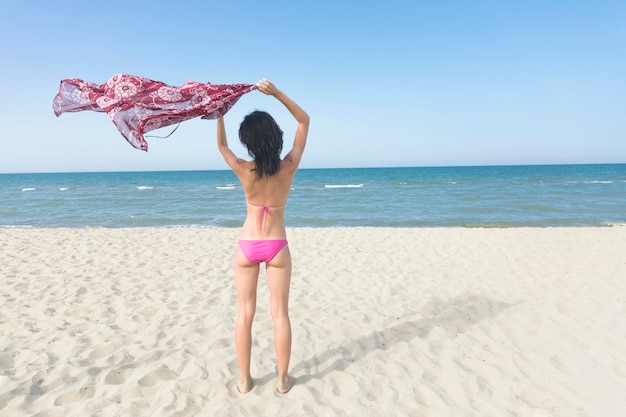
[0,0,625,173]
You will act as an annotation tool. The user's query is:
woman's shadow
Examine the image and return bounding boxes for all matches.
[283,292,516,385]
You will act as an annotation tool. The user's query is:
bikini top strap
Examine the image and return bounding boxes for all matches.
[247,202,286,231]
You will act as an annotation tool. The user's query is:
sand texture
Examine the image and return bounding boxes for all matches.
[1,227,625,416]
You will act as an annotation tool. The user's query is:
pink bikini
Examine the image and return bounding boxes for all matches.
[238,203,288,264]
[238,239,288,264]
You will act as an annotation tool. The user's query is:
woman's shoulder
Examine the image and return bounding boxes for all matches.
[279,158,299,174]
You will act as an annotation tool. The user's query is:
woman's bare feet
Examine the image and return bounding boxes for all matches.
[236,378,252,394]
[276,375,296,394]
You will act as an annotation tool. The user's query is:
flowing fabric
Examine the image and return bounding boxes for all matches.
[52,73,257,151]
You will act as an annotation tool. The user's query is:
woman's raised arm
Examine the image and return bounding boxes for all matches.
[256,79,310,167]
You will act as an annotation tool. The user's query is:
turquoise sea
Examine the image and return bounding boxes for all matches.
[1,164,625,228]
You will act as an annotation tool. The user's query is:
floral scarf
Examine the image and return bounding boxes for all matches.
[53,73,256,150]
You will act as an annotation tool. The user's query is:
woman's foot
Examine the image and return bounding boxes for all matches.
[236,378,252,394]
[276,375,296,394]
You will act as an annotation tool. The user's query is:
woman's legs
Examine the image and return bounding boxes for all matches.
[266,245,295,393]
[233,246,259,393]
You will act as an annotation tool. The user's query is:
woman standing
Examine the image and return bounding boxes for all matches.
[217,79,310,394]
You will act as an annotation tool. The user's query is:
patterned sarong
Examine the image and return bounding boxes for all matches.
[53,73,256,150]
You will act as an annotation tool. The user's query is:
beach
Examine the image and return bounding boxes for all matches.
[1,227,625,416]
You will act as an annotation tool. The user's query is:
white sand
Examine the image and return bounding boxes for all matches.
[1,227,625,417]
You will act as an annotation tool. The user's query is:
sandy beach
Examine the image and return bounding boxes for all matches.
[1,227,625,416]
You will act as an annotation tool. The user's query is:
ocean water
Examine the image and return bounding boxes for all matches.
[1,164,625,228]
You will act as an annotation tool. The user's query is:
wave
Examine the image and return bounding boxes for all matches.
[567,180,615,184]
[603,222,626,227]
[59,187,70,191]
[324,184,364,189]
[0,224,34,229]
[21,187,36,192]
[137,186,154,190]
[216,185,237,190]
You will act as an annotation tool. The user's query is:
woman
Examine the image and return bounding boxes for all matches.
[217,79,310,394]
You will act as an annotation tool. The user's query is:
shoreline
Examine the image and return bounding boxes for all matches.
[2,223,626,230]
[2,227,625,416]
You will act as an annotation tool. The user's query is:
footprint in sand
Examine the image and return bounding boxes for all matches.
[0,353,14,370]
[88,344,121,361]
[105,367,131,385]
[25,321,41,333]
[422,369,439,384]
[137,369,178,387]
[330,374,359,396]
[29,372,46,396]
[548,355,567,373]
[54,384,95,405]
[516,386,554,409]
[79,344,121,367]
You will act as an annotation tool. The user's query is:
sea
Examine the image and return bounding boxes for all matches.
[1,164,625,228]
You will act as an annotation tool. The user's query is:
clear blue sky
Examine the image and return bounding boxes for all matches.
[1,0,624,173]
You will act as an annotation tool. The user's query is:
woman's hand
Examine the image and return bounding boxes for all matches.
[256,79,279,96]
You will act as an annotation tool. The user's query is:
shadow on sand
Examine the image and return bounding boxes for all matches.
[284,292,516,385]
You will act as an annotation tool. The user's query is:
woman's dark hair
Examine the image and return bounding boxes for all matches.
[239,110,283,178]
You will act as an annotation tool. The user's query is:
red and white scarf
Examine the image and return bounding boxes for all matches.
[53,73,256,150]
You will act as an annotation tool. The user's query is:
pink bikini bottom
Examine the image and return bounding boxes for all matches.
[238,239,288,264]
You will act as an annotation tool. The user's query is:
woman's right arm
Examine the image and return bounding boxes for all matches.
[256,79,310,167]
[217,117,245,172]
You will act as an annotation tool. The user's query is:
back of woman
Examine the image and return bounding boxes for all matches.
[239,167,294,239]
[216,79,309,395]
